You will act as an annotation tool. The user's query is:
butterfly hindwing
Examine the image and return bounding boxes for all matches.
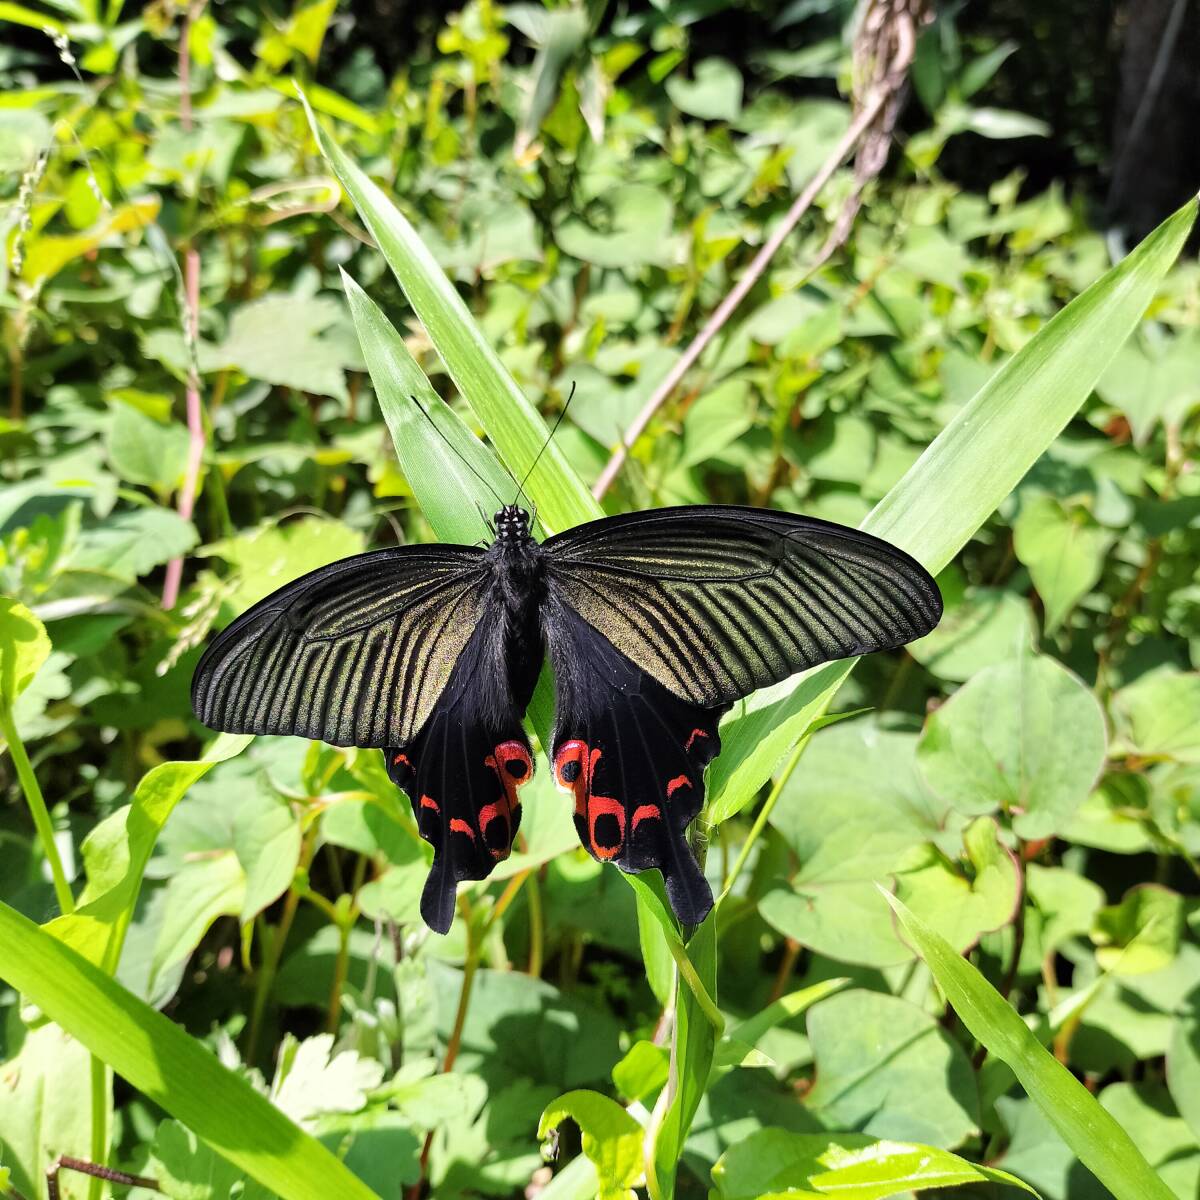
[545,599,724,925]
[385,605,538,934]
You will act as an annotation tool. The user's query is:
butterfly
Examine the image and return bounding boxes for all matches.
[191,503,941,934]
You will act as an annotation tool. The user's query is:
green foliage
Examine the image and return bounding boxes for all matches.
[1,3,1199,1200]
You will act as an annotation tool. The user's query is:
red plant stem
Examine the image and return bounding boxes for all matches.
[162,3,206,610]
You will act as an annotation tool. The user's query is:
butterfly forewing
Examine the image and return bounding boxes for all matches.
[542,505,942,707]
[191,545,488,747]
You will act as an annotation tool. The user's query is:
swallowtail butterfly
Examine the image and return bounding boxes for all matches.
[192,503,941,932]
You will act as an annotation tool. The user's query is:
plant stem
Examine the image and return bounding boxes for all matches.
[1,709,113,1200]
[719,736,811,906]
[666,939,723,1034]
[1,707,72,914]
[526,870,544,977]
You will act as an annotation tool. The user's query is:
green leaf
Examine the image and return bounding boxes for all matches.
[341,270,513,545]
[203,293,358,402]
[1167,1011,1200,1142]
[539,1090,643,1200]
[1012,496,1114,634]
[0,596,50,712]
[1091,884,1184,975]
[140,1119,246,1200]
[0,901,381,1200]
[652,914,719,1200]
[512,5,590,158]
[106,404,191,491]
[711,1128,1038,1199]
[883,891,1178,1200]
[269,1034,385,1128]
[47,733,252,975]
[0,1023,108,1200]
[201,517,366,613]
[1111,670,1200,764]
[805,989,979,1148]
[301,90,600,535]
[557,185,676,269]
[147,767,301,988]
[71,507,199,581]
[916,653,1108,838]
[665,58,743,121]
[908,585,1037,682]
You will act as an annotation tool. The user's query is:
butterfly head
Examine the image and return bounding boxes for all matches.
[493,505,532,544]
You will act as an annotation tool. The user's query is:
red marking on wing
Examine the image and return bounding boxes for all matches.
[588,793,625,860]
[419,794,440,813]
[485,739,534,812]
[477,802,510,859]
[685,728,709,751]
[554,740,625,858]
[666,774,690,797]
[632,803,661,830]
[449,817,475,840]
[393,753,411,766]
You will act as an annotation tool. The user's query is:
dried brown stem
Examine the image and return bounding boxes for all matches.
[591,0,929,500]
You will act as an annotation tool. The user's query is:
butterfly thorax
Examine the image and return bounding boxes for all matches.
[486,504,544,610]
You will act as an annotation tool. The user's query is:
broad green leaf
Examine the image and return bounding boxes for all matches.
[1091,884,1184,975]
[539,1090,643,1200]
[0,596,50,711]
[557,185,676,269]
[202,293,359,402]
[1167,1012,1200,1143]
[138,1120,245,1200]
[106,404,190,491]
[146,766,301,987]
[666,58,743,121]
[711,1128,1037,1199]
[0,901,381,1200]
[884,891,1178,1200]
[47,733,251,975]
[70,507,199,581]
[301,91,600,535]
[200,517,366,613]
[908,585,1037,682]
[1111,670,1200,764]
[1012,496,1113,634]
[269,1034,385,1128]
[1097,1083,1199,1197]
[0,1023,108,1200]
[1097,329,1200,444]
[916,653,1107,838]
[805,989,978,1148]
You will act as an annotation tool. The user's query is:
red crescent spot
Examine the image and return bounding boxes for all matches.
[588,793,625,860]
[393,753,411,766]
[685,728,709,751]
[666,774,690,797]
[419,794,439,813]
[485,740,534,813]
[449,817,475,840]
[632,803,660,830]
[477,802,510,860]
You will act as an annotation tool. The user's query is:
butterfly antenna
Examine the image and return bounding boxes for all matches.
[513,381,576,507]
[408,394,507,510]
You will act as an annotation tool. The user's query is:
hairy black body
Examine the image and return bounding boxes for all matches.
[193,502,942,933]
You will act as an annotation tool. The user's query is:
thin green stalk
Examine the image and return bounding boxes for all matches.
[2,707,110,1200]
[718,735,811,906]
[665,940,723,1034]
[1,707,73,914]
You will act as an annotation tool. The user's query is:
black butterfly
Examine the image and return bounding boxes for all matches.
[191,504,941,933]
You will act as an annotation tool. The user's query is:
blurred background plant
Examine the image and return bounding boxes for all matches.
[0,0,1198,1198]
